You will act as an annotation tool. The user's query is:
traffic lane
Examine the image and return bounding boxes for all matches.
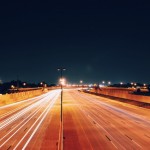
[77,91,150,149]
[80,104,147,149]
[84,92,150,119]
[0,92,53,120]
[0,97,50,149]
[63,91,116,150]
[0,91,59,129]
[0,90,60,150]
[0,91,56,149]
[39,102,61,150]
[0,89,60,149]
[0,91,55,132]
[14,95,58,150]
[68,90,150,149]
[75,91,150,128]
[70,92,131,149]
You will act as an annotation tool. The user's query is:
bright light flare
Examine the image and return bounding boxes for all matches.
[59,78,66,86]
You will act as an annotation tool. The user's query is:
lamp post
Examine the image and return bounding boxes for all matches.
[57,68,66,150]
[57,68,66,122]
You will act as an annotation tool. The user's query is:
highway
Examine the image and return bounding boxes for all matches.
[0,90,61,150]
[1,89,150,149]
[63,90,150,150]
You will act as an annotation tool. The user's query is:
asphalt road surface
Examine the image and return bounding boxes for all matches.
[1,89,150,150]
[0,90,61,150]
[63,90,150,150]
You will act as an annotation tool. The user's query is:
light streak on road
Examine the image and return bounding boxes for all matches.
[0,92,50,110]
[14,92,58,150]
[1,89,150,149]
[0,92,53,120]
[0,90,60,149]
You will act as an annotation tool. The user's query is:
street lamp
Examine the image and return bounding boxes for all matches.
[57,68,66,122]
[57,67,66,150]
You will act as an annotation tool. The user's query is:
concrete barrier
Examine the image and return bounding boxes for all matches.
[0,89,45,106]
[90,87,150,104]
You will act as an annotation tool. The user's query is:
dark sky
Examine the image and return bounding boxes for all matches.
[0,0,150,84]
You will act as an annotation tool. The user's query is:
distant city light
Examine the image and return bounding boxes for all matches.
[94,83,97,87]
[23,82,26,86]
[88,84,93,87]
[102,81,105,84]
[11,85,15,89]
[108,81,111,85]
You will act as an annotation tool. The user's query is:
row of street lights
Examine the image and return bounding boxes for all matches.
[101,81,111,85]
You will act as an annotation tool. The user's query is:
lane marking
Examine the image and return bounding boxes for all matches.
[24,128,27,131]
[111,141,118,149]
[125,134,132,140]
[7,146,11,150]
[132,140,142,148]
[105,135,111,141]
[93,121,96,124]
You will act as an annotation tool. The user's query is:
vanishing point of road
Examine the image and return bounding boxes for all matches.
[0,89,150,149]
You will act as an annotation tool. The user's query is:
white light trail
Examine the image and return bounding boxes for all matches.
[0,90,60,149]
[14,91,60,149]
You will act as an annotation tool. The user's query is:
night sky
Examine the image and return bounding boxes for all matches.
[0,1,150,84]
